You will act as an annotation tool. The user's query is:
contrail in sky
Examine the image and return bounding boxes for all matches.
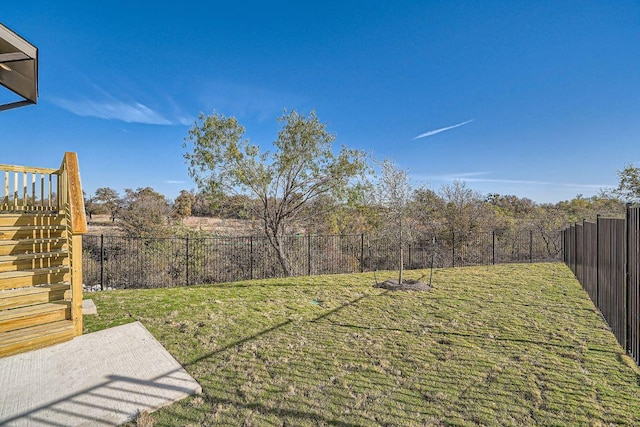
[413,119,475,140]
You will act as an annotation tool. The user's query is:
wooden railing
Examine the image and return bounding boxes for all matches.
[57,152,87,335]
[0,153,87,335]
[57,152,87,234]
[0,164,58,211]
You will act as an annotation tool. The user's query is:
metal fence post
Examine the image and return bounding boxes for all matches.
[582,218,587,284]
[185,236,189,287]
[529,230,533,263]
[492,231,495,265]
[307,234,312,276]
[452,231,455,268]
[626,204,631,354]
[369,237,373,273]
[100,234,104,291]
[573,223,578,277]
[596,215,600,307]
[250,236,254,280]
[360,233,365,273]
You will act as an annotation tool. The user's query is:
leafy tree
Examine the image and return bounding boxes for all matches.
[94,187,121,222]
[211,194,254,219]
[321,199,381,235]
[184,110,368,276]
[589,193,625,217]
[613,163,640,203]
[553,193,625,225]
[119,187,173,237]
[485,193,537,232]
[191,191,214,217]
[412,187,447,234]
[485,194,536,217]
[174,190,196,221]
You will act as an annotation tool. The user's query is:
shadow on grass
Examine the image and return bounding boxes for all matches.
[320,318,622,355]
[184,290,385,368]
[192,276,376,290]
[424,295,600,315]
[0,323,202,427]
[169,290,394,425]
[190,395,367,427]
[185,318,293,367]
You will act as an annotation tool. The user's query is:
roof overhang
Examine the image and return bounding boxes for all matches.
[0,23,38,112]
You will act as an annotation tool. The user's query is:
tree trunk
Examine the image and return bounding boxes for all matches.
[274,241,292,276]
[269,232,293,276]
[398,216,404,284]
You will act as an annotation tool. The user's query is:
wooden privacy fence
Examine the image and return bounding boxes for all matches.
[562,206,640,366]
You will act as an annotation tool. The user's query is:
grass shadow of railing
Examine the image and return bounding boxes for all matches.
[172,394,369,427]
[184,290,386,368]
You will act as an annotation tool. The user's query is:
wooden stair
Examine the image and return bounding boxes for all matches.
[0,320,75,356]
[0,213,75,357]
[1,153,87,357]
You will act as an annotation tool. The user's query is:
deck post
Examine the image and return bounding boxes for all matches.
[71,234,83,336]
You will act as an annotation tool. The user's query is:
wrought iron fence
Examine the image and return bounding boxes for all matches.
[83,229,561,291]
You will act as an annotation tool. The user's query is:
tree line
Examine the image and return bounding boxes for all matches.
[84,110,637,277]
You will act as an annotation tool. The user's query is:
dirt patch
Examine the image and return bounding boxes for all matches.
[374,278,432,292]
[181,216,257,235]
[86,215,258,236]
[87,215,122,235]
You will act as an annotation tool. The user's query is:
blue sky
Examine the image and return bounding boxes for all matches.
[2,1,639,203]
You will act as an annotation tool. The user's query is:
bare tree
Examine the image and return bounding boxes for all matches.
[439,180,485,236]
[376,159,412,284]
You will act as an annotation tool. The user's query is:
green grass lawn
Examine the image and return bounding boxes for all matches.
[84,263,640,426]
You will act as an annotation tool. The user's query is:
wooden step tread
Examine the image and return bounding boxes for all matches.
[0,207,58,212]
[0,266,70,280]
[0,284,70,310]
[0,301,69,319]
[0,214,64,225]
[0,213,62,217]
[0,284,70,299]
[0,225,65,231]
[0,250,68,262]
[0,267,70,291]
[0,302,71,333]
[0,238,66,246]
[0,320,74,357]
[0,320,73,345]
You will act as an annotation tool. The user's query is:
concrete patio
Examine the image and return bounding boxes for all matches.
[0,321,201,426]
